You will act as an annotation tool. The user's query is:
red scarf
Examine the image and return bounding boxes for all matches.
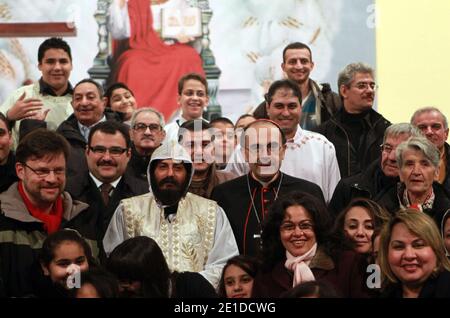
[17,182,64,234]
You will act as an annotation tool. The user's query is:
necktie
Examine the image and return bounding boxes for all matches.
[100,183,113,206]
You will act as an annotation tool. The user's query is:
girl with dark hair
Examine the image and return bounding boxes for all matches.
[252,191,369,298]
[34,229,97,297]
[217,255,259,298]
[106,236,217,298]
[104,82,137,124]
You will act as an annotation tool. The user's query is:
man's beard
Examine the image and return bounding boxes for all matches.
[152,176,189,206]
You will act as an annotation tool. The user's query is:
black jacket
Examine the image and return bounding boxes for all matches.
[442,142,450,191]
[314,107,390,178]
[382,270,450,298]
[0,152,18,193]
[375,182,450,228]
[125,145,151,185]
[65,171,149,242]
[211,172,325,256]
[328,159,398,217]
[253,80,342,129]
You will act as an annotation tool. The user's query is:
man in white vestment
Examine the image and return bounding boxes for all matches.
[225,79,340,203]
[103,140,239,288]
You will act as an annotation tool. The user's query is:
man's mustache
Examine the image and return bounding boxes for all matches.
[97,160,117,166]
[159,176,179,187]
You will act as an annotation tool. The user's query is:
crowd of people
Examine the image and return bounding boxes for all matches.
[0,36,449,299]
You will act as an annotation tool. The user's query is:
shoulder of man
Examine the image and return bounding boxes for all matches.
[313,81,342,114]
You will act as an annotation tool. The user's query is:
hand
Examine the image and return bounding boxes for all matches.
[6,92,44,121]
[26,108,50,121]
[175,33,195,44]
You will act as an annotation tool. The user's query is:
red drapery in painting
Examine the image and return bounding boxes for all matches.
[112,0,205,121]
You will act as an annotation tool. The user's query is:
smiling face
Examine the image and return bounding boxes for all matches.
[16,153,66,208]
[38,48,72,96]
[223,264,254,299]
[178,79,209,121]
[72,82,106,127]
[280,205,316,257]
[344,206,374,254]
[42,241,89,288]
[281,48,314,85]
[399,148,438,202]
[86,131,131,183]
[266,88,301,140]
[109,87,136,121]
[388,222,437,288]
[340,72,375,114]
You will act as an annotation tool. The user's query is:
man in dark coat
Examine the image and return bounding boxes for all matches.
[211,119,325,256]
[65,121,149,247]
[56,79,123,176]
[126,107,166,183]
[314,62,391,178]
[329,123,422,216]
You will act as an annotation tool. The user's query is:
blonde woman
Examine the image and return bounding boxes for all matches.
[379,209,450,298]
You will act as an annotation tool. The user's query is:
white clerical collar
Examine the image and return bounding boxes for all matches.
[251,171,280,187]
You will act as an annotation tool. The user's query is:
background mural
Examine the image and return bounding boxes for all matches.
[0,0,375,122]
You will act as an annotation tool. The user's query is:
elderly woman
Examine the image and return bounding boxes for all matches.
[333,198,390,256]
[379,209,450,298]
[375,136,450,228]
[252,191,369,298]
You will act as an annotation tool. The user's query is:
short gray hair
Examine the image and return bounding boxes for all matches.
[383,123,423,144]
[410,106,448,130]
[396,136,440,169]
[130,107,165,128]
[337,62,375,90]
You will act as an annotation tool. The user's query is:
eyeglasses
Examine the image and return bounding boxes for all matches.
[352,81,377,91]
[89,146,128,156]
[246,142,281,154]
[21,162,66,178]
[133,123,161,133]
[280,221,314,233]
[380,144,394,154]
[181,140,213,150]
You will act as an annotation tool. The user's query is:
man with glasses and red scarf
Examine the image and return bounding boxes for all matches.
[0,129,98,297]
